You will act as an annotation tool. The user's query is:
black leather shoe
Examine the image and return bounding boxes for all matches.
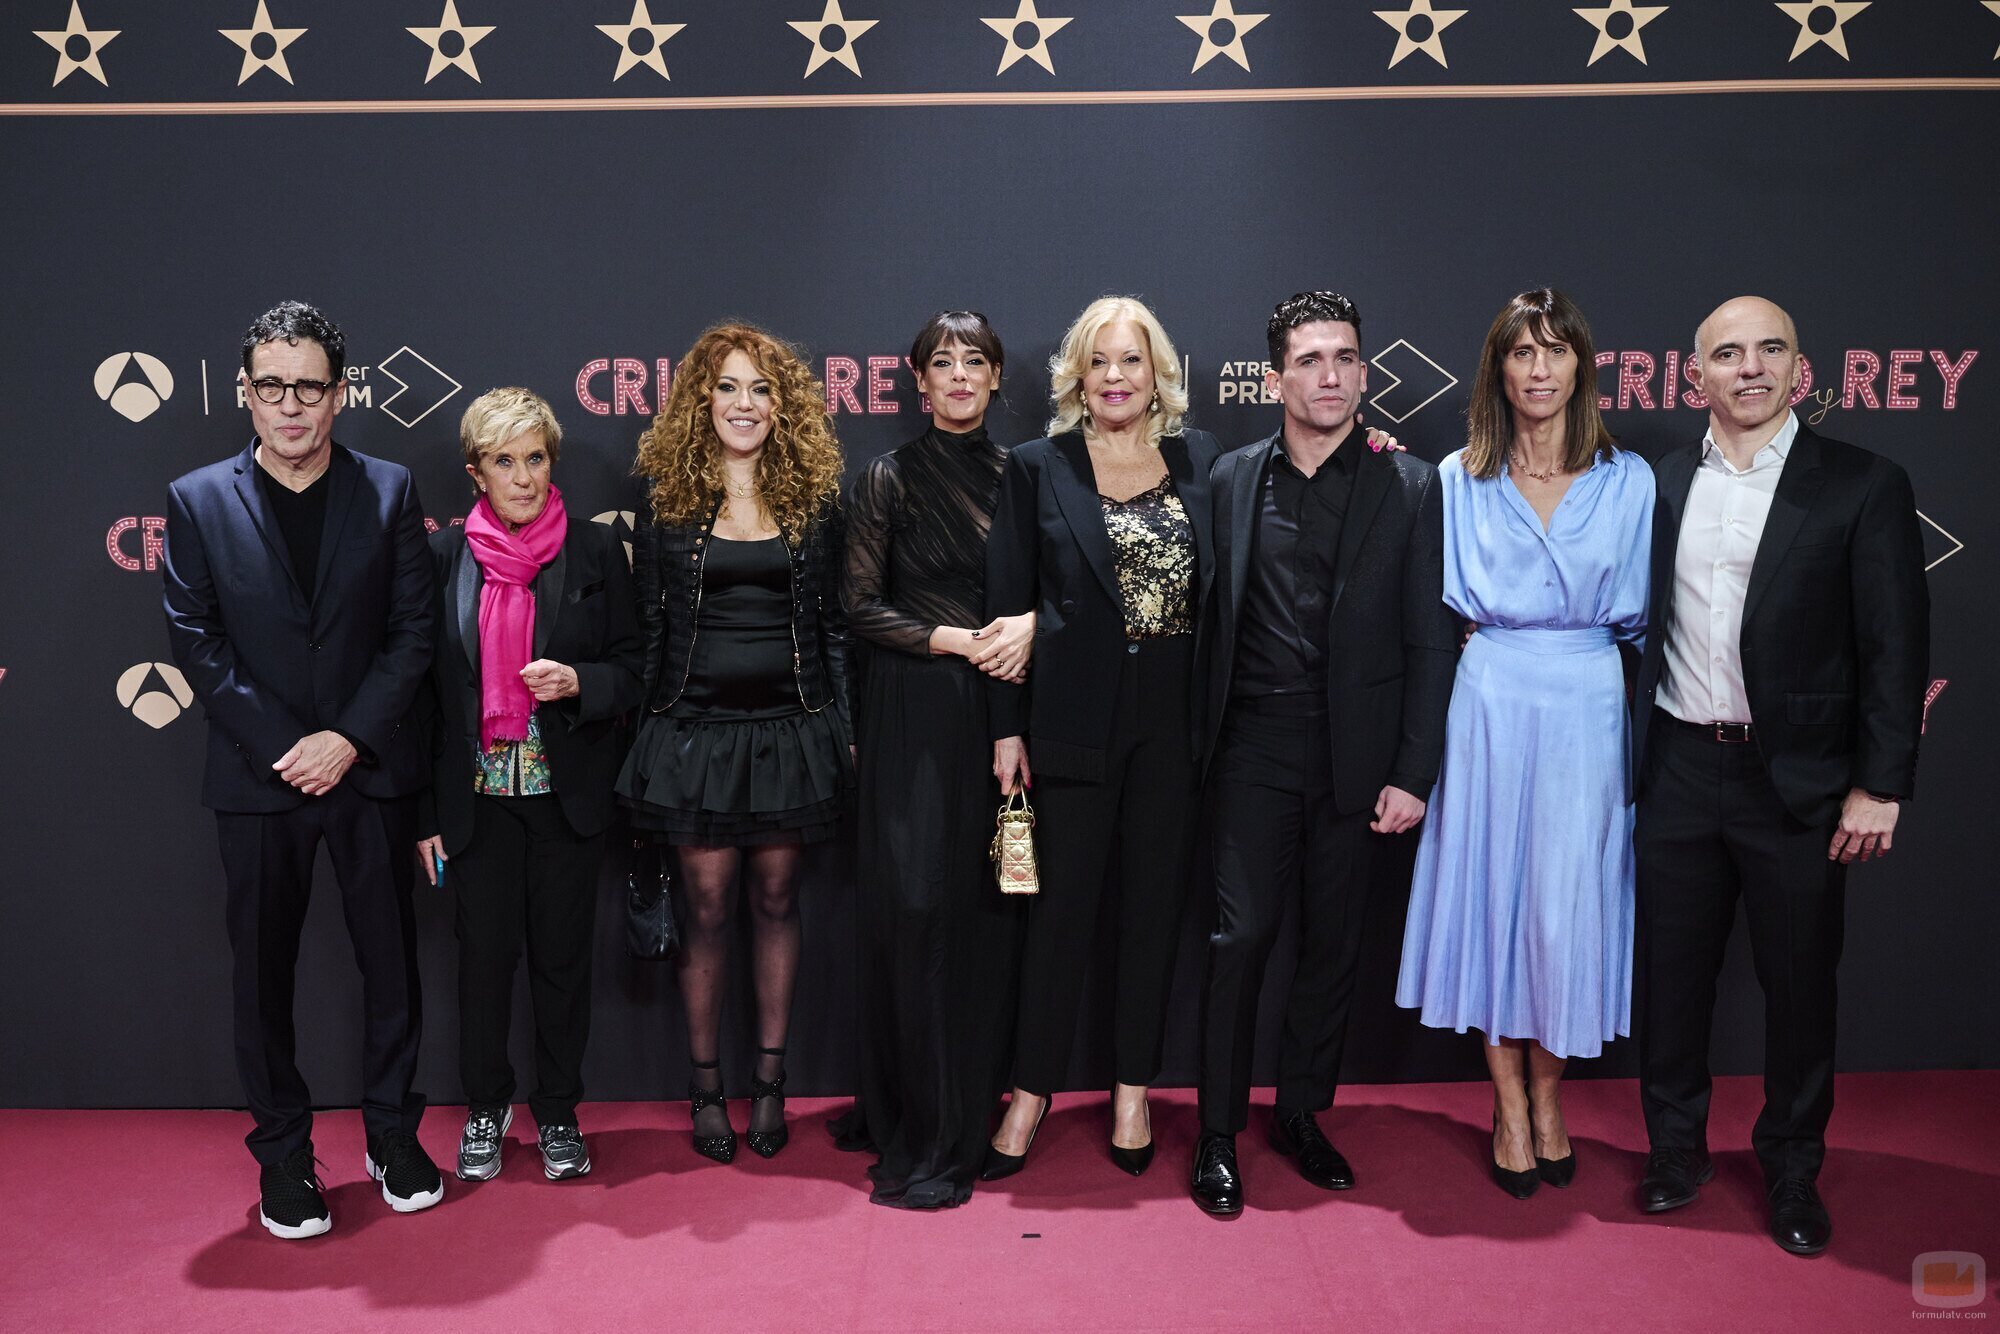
[980,1097,1048,1182]
[1269,1109,1354,1191]
[1637,1147,1713,1213]
[1190,1132,1242,1216]
[1767,1178,1832,1256]
[1109,1142,1155,1177]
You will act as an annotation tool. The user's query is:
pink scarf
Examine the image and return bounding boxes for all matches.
[464,485,568,749]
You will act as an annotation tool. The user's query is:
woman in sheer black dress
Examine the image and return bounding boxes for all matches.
[829,312,1036,1208]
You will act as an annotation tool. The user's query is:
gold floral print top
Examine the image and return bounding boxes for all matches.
[1101,477,1195,640]
[473,707,555,796]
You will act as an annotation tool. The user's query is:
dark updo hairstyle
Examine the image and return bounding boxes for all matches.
[908,310,1005,390]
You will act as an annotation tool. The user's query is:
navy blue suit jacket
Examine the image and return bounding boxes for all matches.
[162,441,435,813]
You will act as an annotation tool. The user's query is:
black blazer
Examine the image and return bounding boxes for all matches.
[162,442,433,813]
[985,429,1220,780]
[1196,432,1460,813]
[1632,425,1929,827]
[413,517,645,855]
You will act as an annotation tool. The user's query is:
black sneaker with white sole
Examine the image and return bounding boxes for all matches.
[539,1124,591,1180]
[259,1147,332,1239]
[365,1130,445,1212]
[457,1105,513,1181]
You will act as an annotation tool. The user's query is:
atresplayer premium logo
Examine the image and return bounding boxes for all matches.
[95,352,175,422]
[116,662,194,730]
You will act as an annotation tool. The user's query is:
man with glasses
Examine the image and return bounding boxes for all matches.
[163,300,441,1237]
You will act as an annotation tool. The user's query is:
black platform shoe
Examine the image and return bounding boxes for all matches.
[980,1096,1048,1182]
[746,1045,790,1159]
[687,1059,736,1164]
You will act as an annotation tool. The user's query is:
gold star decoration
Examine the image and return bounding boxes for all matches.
[1573,0,1666,66]
[407,0,496,84]
[34,1,120,87]
[1775,1,1869,61]
[1983,1,2000,59]
[1374,0,1468,69]
[597,0,685,81]
[982,1,1072,75]
[788,0,878,78]
[1176,0,1268,72]
[219,1,307,86]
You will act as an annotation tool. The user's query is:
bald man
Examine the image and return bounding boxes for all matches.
[1629,297,1929,1255]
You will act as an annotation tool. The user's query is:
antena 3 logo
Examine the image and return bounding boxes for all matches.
[117,662,194,729]
[96,352,175,422]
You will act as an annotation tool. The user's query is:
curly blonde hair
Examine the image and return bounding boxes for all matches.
[634,323,842,539]
[1046,296,1188,447]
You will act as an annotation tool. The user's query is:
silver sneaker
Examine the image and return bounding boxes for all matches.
[457,1105,512,1181]
[539,1124,591,1180]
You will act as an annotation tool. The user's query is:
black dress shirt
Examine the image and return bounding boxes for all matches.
[256,460,329,602]
[1232,433,1358,700]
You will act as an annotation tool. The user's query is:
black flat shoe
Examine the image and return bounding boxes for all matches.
[1637,1147,1712,1213]
[1767,1178,1832,1256]
[687,1059,736,1164]
[1190,1132,1242,1216]
[745,1046,790,1159]
[1535,1150,1576,1188]
[1270,1108,1354,1191]
[980,1097,1048,1182]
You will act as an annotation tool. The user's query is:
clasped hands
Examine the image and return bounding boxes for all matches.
[272,730,357,797]
[933,612,1034,684]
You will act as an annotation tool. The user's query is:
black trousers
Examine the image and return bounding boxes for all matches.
[1197,702,1376,1136]
[1635,713,1847,1185]
[1009,637,1199,1095]
[215,785,424,1166]
[452,794,604,1129]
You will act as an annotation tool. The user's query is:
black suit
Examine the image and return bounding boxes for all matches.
[985,429,1218,1093]
[414,517,643,1128]
[1196,433,1459,1135]
[163,441,434,1164]
[1634,424,1928,1184]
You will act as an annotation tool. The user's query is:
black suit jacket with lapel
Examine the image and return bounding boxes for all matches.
[1195,431,1460,814]
[163,441,434,813]
[1633,424,1929,827]
[414,516,645,856]
[985,429,1220,781]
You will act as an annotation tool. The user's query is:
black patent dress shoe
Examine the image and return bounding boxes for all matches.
[1767,1178,1832,1256]
[1269,1110,1354,1191]
[980,1098,1048,1182]
[1109,1142,1155,1177]
[1637,1147,1713,1213]
[1190,1132,1242,1216]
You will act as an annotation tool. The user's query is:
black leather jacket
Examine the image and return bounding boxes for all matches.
[633,496,853,730]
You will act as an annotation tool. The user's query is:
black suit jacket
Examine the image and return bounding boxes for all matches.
[1196,432,1460,813]
[985,429,1220,780]
[413,517,645,855]
[1633,424,1929,827]
[162,442,433,813]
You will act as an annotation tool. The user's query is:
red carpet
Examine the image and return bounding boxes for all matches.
[4,1072,1994,1331]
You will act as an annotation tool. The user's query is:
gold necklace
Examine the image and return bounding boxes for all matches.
[1510,450,1562,483]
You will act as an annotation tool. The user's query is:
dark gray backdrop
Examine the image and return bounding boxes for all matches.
[2,1,1994,1109]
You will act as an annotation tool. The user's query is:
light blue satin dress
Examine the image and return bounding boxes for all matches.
[1395,446,1653,1059]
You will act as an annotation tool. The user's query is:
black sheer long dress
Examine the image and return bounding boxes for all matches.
[828,424,1028,1208]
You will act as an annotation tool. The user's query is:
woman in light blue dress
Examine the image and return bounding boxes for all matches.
[1396,289,1652,1199]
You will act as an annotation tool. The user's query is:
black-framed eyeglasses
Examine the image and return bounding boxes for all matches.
[249,377,337,406]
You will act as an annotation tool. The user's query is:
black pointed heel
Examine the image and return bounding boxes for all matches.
[980,1096,1048,1182]
[746,1046,789,1159]
[1491,1115,1539,1199]
[687,1059,736,1164]
[1536,1150,1576,1188]
[1110,1089,1154,1177]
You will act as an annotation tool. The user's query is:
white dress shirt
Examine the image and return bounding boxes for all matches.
[1656,411,1800,726]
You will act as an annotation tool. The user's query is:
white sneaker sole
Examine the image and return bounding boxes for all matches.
[259,1207,331,1239]
[366,1152,446,1212]
[457,1106,514,1181]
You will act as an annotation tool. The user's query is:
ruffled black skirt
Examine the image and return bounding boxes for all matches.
[617,708,851,846]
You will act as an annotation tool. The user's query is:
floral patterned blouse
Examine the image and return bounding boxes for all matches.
[1101,476,1195,641]
[473,707,554,796]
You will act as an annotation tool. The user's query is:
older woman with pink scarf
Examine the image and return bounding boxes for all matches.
[414,387,643,1185]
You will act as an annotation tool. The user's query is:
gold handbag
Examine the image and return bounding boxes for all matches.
[990,791,1039,895]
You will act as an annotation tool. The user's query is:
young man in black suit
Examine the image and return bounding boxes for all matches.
[162,301,440,1238]
[1189,292,1460,1216]
[1632,296,1929,1256]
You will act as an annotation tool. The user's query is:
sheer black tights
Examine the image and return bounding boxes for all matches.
[676,841,802,1138]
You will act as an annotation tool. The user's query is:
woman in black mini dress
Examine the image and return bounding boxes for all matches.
[619,322,851,1163]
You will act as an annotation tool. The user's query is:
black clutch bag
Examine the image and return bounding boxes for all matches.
[625,839,679,961]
